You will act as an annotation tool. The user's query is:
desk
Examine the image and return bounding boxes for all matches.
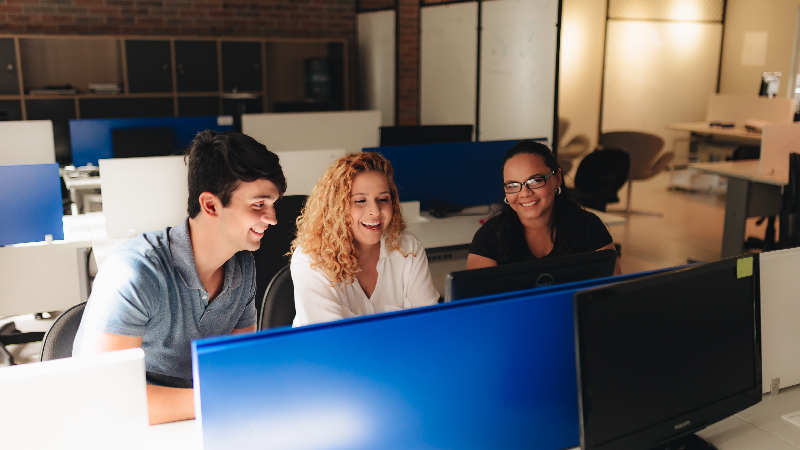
[668,122,762,163]
[61,172,102,215]
[699,384,800,449]
[691,161,786,258]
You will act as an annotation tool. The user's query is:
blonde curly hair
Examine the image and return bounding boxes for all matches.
[291,152,408,286]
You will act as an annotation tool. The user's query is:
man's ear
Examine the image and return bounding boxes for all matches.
[198,192,221,217]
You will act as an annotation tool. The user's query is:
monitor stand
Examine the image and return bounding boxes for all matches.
[661,434,718,450]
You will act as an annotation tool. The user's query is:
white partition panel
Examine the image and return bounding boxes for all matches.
[0,120,55,165]
[0,241,89,317]
[706,94,795,125]
[760,123,800,178]
[760,247,800,393]
[242,111,381,154]
[602,21,722,164]
[100,156,188,239]
[276,148,346,196]
[479,0,558,143]
[358,11,395,127]
[420,2,478,131]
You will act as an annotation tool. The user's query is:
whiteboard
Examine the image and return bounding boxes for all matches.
[100,156,188,239]
[358,11,395,127]
[602,21,722,164]
[0,120,55,165]
[420,2,478,131]
[242,111,381,154]
[276,148,346,196]
[479,0,558,143]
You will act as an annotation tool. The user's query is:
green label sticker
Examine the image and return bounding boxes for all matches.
[737,257,753,278]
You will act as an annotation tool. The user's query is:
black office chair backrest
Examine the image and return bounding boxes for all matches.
[40,302,86,361]
[258,266,296,331]
[571,148,631,211]
[732,145,761,161]
[252,195,307,320]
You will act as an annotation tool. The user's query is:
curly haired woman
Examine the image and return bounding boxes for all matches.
[290,152,440,327]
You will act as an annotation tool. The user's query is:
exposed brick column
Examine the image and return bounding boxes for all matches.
[395,0,419,125]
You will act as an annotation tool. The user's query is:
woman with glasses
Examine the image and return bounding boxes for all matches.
[467,140,621,274]
[290,152,440,327]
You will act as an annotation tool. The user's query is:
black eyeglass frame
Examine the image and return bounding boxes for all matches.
[503,171,556,194]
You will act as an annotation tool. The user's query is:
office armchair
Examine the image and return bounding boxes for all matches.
[599,131,673,216]
[252,195,307,320]
[40,302,86,362]
[557,117,591,174]
[570,148,630,212]
[258,266,295,330]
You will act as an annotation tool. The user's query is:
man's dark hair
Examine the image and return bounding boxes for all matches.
[185,130,287,218]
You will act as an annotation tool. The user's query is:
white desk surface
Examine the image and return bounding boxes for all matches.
[699,384,800,449]
[690,160,788,186]
[667,122,763,141]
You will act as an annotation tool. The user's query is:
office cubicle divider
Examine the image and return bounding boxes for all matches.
[192,267,678,450]
[364,140,545,208]
[69,116,234,167]
[0,120,56,166]
[0,163,63,246]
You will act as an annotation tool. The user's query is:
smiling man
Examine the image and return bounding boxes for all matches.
[73,131,286,424]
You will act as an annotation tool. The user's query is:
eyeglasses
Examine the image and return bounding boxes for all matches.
[503,171,555,194]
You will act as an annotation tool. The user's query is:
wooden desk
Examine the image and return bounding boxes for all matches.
[668,122,762,163]
[691,161,786,258]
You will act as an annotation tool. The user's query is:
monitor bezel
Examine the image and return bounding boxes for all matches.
[445,249,618,302]
[573,255,762,450]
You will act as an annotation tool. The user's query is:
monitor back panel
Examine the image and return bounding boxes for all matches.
[760,247,800,393]
[100,155,188,239]
[0,348,148,450]
[275,148,346,196]
[379,124,473,146]
[112,126,175,159]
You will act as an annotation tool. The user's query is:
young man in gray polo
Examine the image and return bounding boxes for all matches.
[74,130,286,424]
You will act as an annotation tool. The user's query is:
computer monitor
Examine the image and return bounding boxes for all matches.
[379,124,473,146]
[574,255,762,450]
[445,249,617,302]
[111,127,175,158]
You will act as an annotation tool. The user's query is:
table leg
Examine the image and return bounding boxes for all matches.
[722,177,750,259]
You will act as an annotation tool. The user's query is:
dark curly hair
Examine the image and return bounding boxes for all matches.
[185,130,287,218]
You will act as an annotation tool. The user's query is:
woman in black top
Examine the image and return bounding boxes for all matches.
[467,140,621,274]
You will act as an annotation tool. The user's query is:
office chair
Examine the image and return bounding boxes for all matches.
[252,195,307,320]
[570,148,630,212]
[777,153,800,249]
[599,131,674,216]
[40,302,86,362]
[726,144,777,251]
[258,266,295,330]
[556,117,591,174]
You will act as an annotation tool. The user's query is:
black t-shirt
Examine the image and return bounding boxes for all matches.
[469,203,613,264]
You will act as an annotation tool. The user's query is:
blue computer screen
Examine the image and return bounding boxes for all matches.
[193,267,678,450]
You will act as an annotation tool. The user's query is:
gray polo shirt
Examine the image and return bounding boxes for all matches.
[73,217,257,383]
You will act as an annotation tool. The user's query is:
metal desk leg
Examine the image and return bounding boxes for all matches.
[722,177,750,259]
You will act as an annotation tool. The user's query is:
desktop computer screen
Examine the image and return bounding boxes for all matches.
[379,125,473,146]
[574,255,762,450]
[111,127,176,158]
[445,249,617,302]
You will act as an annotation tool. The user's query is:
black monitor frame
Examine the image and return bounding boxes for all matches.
[574,255,762,450]
[445,249,617,302]
[379,124,473,147]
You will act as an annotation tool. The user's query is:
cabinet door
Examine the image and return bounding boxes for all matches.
[178,96,220,116]
[0,38,19,95]
[222,41,262,92]
[126,40,172,93]
[175,41,219,93]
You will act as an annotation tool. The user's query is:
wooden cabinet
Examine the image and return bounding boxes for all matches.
[175,40,218,93]
[126,40,173,94]
[0,39,19,95]
[222,41,263,92]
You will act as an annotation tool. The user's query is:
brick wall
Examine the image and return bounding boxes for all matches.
[0,0,358,108]
[395,0,417,125]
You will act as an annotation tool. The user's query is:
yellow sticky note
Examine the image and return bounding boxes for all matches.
[737,257,753,278]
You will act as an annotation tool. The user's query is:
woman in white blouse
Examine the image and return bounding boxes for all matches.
[290,152,440,327]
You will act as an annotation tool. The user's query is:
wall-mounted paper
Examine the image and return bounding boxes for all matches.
[741,31,768,67]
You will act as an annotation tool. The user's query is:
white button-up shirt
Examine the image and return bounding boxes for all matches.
[291,230,440,327]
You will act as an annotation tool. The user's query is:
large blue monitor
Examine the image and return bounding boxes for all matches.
[0,163,64,246]
[192,267,677,450]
